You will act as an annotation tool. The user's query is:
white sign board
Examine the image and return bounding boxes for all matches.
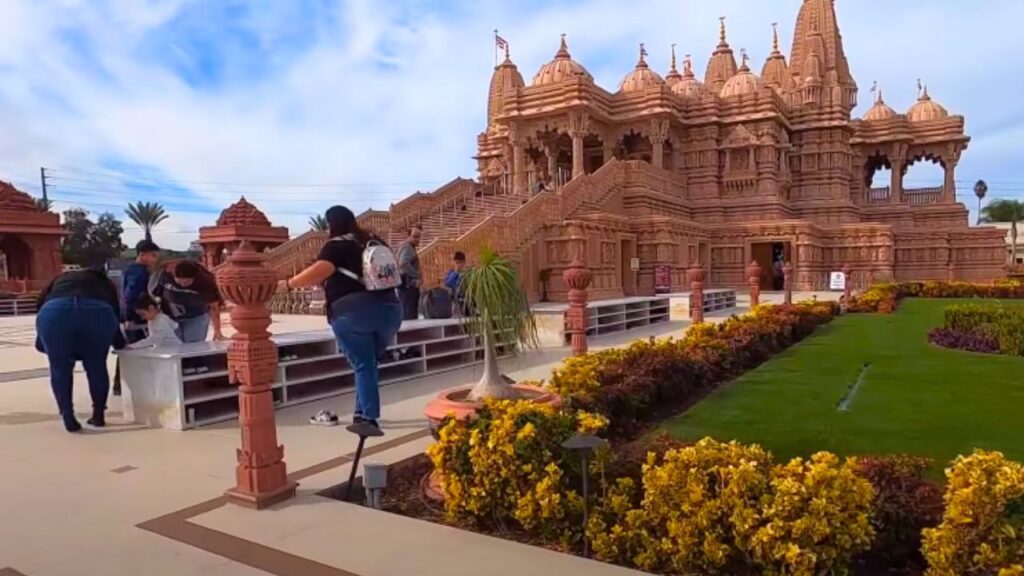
[829,271,846,291]
[630,257,640,271]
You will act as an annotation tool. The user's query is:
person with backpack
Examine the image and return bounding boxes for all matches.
[278,205,403,431]
[151,260,225,343]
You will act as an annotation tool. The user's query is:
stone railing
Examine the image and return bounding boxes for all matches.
[621,159,676,196]
[904,187,944,206]
[389,178,478,234]
[560,159,625,216]
[865,186,890,204]
[267,288,325,315]
[260,229,329,278]
[357,210,390,239]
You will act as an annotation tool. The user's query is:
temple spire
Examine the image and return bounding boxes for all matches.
[771,22,781,54]
[718,16,728,48]
[556,33,569,58]
[670,43,677,72]
[684,54,694,77]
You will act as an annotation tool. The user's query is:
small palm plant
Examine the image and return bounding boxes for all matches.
[462,247,537,400]
[309,214,328,231]
[982,199,1024,264]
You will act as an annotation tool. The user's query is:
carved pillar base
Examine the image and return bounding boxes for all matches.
[563,259,593,356]
[747,260,762,307]
[688,265,706,324]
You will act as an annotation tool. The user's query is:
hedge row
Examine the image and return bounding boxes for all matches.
[929,302,1024,356]
[848,280,1024,314]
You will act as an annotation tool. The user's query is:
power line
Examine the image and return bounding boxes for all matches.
[45,166,456,189]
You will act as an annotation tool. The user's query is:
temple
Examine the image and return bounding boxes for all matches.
[261,0,1007,300]
[198,197,289,269]
[0,181,64,292]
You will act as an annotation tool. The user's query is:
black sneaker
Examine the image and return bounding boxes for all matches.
[62,413,82,433]
[309,409,339,426]
[347,418,384,437]
[86,410,106,428]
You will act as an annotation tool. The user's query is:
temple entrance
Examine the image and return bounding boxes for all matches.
[0,235,32,280]
[620,239,637,297]
[751,241,791,290]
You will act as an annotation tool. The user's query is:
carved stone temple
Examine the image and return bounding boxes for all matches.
[260,0,1005,300]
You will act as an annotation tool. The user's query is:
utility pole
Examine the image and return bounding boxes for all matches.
[39,167,49,204]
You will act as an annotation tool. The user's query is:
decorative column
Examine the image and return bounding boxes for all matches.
[842,264,852,302]
[782,262,793,305]
[546,145,558,184]
[688,264,706,324]
[215,241,297,509]
[747,260,762,307]
[568,112,591,179]
[509,123,526,195]
[563,258,593,356]
[944,160,958,204]
[649,119,670,170]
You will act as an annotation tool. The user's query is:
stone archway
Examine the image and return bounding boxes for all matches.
[903,153,946,205]
[863,153,893,204]
[0,235,33,279]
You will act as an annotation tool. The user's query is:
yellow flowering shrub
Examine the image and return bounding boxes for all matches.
[749,452,875,576]
[426,399,606,543]
[922,450,1024,576]
[588,438,774,574]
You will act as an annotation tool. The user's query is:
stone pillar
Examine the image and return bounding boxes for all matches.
[512,143,526,194]
[688,264,706,324]
[782,262,793,305]
[944,161,958,203]
[747,260,762,307]
[563,258,593,356]
[215,241,297,509]
[570,134,584,179]
[947,262,956,282]
[546,146,558,184]
[890,159,904,204]
[651,137,665,169]
[842,264,852,302]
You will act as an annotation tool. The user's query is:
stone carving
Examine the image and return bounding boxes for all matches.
[215,242,297,509]
[747,260,762,306]
[563,259,593,356]
[688,264,706,324]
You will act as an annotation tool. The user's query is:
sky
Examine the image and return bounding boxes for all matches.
[1,0,1022,249]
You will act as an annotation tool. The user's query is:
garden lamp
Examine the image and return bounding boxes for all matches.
[561,433,607,558]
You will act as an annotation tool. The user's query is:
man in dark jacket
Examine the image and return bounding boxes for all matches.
[113,240,160,395]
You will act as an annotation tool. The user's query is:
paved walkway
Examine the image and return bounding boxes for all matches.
[0,292,836,575]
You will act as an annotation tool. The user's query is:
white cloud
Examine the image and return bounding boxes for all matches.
[1,0,1022,248]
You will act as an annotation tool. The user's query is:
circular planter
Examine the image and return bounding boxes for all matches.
[423,383,560,431]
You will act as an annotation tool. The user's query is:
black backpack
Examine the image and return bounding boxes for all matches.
[420,287,453,319]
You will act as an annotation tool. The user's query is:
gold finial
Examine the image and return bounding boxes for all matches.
[772,22,780,52]
[639,42,647,62]
[670,43,677,71]
[556,33,570,58]
[505,43,510,60]
[719,16,727,43]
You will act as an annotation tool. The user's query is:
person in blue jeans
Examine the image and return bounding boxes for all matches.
[113,239,161,396]
[280,205,402,431]
[151,260,225,343]
[35,268,123,432]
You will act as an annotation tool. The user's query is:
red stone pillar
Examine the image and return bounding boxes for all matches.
[688,264,706,324]
[747,260,762,307]
[947,263,956,282]
[215,241,297,509]
[563,259,593,356]
[842,264,852,302]
[782,262,793,305]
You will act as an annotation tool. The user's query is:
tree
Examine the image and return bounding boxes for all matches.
[309,214,328,231]
[61,208,126,267]
[974,180,988,226]
[125,201,169,242]
[35,198,53,211]
[981,199,1024,265]
[462,247,538,400]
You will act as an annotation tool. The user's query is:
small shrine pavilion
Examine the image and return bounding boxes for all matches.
[0,181,64,292]
[198,197,288,269]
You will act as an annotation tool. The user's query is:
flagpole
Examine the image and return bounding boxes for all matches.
[494,29,499,67]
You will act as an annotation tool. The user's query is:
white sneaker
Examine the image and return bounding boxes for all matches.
[309,409,339,426]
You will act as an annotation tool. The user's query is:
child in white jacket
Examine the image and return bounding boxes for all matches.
[129,294,182,349]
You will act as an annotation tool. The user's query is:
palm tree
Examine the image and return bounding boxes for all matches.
[981,199,1024,265]
[124,201,169,242]
[309,214,328,231]
[974,180,988,226]
[35,198,53,211]
[463,247,537,400]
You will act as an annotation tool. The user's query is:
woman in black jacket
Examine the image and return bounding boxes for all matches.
[35,267,123,432]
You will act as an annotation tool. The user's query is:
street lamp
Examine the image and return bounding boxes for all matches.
[561,433,607,558]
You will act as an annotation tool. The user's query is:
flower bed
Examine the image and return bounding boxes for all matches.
[848,280,1024,314]
[548,301,839,439]
[928,303,1024,356]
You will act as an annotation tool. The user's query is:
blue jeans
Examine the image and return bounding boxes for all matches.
[330,293,403,420]
[176,314,210,343]
[36,297,119,416]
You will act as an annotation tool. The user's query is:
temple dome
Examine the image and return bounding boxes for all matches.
[907,86,949,122]
[672,54,710,100]
[618,45,664,93]
[720,54,763,98]
[532,35,593,86]
[862,88,897,121]
[0,181,41,213]
[217,197,272,227]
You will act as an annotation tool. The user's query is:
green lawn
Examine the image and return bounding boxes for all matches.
[665,299,1024,470]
